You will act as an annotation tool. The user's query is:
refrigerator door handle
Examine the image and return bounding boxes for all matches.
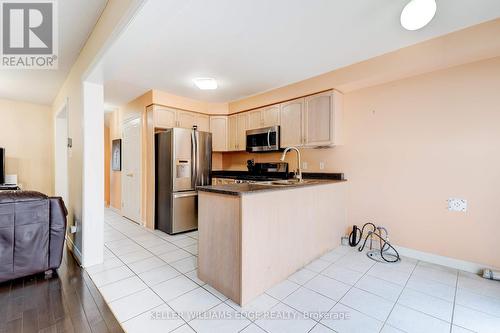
[191,130,198,188]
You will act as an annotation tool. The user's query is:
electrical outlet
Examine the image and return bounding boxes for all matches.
[448,198,467,212]
[70,225,78,234]
[302,162,308,170]
[319,162,325,170]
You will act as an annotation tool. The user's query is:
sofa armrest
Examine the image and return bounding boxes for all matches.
[49,197,68,269]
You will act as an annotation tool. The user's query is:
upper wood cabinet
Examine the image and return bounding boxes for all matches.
[210,116,228,152]
[228,115,238,151]
[195,114,210,132]
[280,98,304,147]
[246,105,280,130]
[155,107,177,128]
[236,113,248,151]
[177,110,196,129]
[303,91,342,147]
[262,105,280,127]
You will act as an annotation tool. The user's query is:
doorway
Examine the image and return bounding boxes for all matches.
[55,103,68,203]
[121,117,142,224]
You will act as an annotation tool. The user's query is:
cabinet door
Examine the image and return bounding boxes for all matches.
[155,108,177,128]
[195,114,210,132]
[247,110,262,130]
[228,115,238,151]
[210,116,228,152]
[236,113,248,151]
[304,92,333,146]
[262,105,280,127]
[177,110,197,129]
[280,98,304,147]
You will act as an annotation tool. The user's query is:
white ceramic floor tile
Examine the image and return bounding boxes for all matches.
[453,305,500,333]
[118,248,154,264]
[170,256,198,273]
[451,325,475,333]
[321,265,364,286]
[190,303,251,333]
[255,303,316,333]
[367,264,412,286]
[153,275,199,302]
[306,259,331,273]
[140,238,169,249]
[412,265,457,287]
[319,250,345,263]
[458,272,500,299]
[168,287,222,321]
[355,275,403,302]
[265,280,300,300]
[99,276,147,302]
[147,242,179,256]
[108,289,164,323]
[335,254,375,273]
[406,275,456,302]
[111,243,145,256]
[171,324,196,333]
[340,287,394,321]
[240,323,267,333]
[185,269,206,286]
[91,265,135,287]
[398,288,453,322]
[380,324,406,333]
[288,268,317,285]
[283,287,336,321]
[309,323,335,332]
[387,304,450,333]
[226,293,279,321]
[320,303,383,333]
[304,274,351,301]
[160,249,193,263]
[138,264,180,286]
[455,288,500,317]
[86,257,124,275]
[184,244,198,255]
[171,237,198,248]
[122,303,184,333]
[203,284,229,301]
[128,256,166,274]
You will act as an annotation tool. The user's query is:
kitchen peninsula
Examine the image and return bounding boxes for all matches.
[197,179,347,305]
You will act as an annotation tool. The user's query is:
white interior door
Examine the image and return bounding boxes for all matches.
[122,118,142,224]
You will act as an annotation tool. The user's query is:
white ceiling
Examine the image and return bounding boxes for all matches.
[101,0,500,106]
[0,0,107,105]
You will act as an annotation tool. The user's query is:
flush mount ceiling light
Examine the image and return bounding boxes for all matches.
[400,0,437,31]
[193,78,218,90]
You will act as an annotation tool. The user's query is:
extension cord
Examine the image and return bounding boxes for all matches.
[482,269,500,281]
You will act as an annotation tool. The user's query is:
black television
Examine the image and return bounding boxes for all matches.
[0,148,4,185]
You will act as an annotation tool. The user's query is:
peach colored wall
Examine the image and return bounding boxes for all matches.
[109,109,122,211]
[0,98,53,194]
[229,18,500,113]
[104,123,110,206]
[223,56,500,269]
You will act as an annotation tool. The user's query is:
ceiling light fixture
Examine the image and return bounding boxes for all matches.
[193,78,218,90]
[400,0,437,31]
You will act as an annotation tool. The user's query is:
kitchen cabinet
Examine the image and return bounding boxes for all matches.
[210,116,228,151]
[227,114,247,151]
[177,110,196,129]
[246,105,280,130]
[304,91,342,147]
[155,107,177,128]
[196,114,210,132]
[280,98,304,147]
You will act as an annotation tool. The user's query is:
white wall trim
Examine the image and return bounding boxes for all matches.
[395,245,493,274]
[81,81,104,267]
[65,235,82,266]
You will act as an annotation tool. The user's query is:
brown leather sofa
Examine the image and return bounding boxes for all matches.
[0,191,67,283]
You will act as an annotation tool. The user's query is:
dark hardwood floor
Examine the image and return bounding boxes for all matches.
[0,247,124,333]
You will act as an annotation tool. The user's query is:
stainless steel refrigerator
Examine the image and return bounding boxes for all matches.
[155,128,212,234]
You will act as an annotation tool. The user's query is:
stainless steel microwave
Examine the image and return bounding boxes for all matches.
[246,126,280,152]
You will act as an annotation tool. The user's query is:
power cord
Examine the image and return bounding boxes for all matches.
[348,222,401,263]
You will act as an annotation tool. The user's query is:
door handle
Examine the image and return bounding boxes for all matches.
[173,191,198,199]
[267,129,271,148]
[126,173,133,177]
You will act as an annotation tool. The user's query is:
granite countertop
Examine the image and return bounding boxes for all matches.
[197,179,346,196]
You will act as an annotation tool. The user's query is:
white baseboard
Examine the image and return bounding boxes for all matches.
[106,206,121,214]
[395,245,492,274]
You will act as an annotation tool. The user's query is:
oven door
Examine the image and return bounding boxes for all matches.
[246,126,280,152]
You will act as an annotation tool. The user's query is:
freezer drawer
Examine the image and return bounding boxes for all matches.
[171,191,198,234]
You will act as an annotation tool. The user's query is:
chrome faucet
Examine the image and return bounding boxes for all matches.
[280,146,302,182]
